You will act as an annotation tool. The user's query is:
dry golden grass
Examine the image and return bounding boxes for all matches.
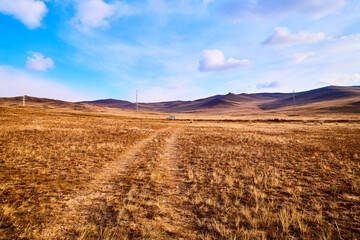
[177,122,360,239]
[0,106,359,239]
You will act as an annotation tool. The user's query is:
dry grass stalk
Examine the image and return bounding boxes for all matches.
[0,106,359,239]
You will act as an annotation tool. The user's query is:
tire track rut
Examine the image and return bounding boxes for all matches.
[40,127,170,239]
[110,126,196,239]
[150,127,197,239]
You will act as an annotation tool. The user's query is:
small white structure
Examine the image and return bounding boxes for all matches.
[166,116,176,120]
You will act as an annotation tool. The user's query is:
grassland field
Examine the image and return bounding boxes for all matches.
[0,106,359,239]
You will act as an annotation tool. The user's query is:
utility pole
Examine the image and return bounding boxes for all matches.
[136,90,139,112]
[292,90,296,116]
[22,95,25,107]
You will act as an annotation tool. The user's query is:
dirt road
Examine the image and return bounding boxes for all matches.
[41,126,197,239]
[1,108,359,239]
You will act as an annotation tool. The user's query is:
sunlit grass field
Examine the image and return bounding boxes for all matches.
[1,106,359,239]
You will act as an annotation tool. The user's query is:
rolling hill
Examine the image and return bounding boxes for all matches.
[1,86,360,115]
[259,86,360,110]
[0,96,91,111]
[81,85,360,114]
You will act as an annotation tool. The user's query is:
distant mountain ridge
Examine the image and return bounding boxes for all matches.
[1,85,360,114]
[259,86,360,110]
[80,86,360,113]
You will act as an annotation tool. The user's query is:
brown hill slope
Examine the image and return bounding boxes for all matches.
[81,99,136,109]
[81,92,287,113]
[259,86,360,110]
[0,96,101,112]
[80,86,360,114]
[1,86,360,115]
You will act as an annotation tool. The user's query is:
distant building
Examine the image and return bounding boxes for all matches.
[166,116,176,120]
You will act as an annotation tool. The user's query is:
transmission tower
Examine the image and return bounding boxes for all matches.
[136,90,139,112]
[22,95,25,107]
[292,90,296,116]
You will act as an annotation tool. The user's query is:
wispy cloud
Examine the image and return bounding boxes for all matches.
[218,0,345,21]
[0,65,83,101]
[0,0,47,29]
[262,27,325,47]
[244,33,360,93]
[26,52,54,71]
[319,74,360,85]
[309,34,360,73]
[72,0,133,30]
[292,51,315,64]
[198,49,250,72]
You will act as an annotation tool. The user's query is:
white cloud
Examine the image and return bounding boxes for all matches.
[292,51,315,63]
[256,81,282,89]
[320,74,360,85]
[26,52,54,71]
[262,27,325,47]
[0,0,47,29]
[218,0,345,21]
[0,65,83,101]
[73,0,132,30]
[198,49,250,72]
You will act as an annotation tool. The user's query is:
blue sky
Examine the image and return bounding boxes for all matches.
[0,0,359,102]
